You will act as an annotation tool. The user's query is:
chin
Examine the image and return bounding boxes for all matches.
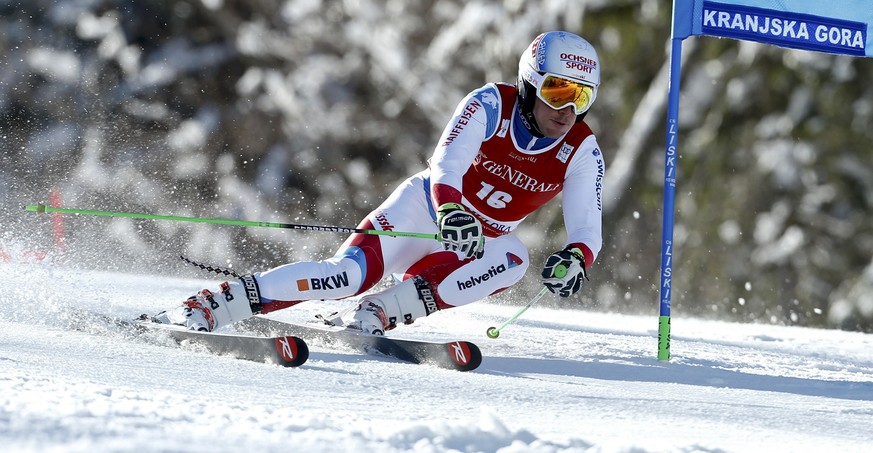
[546,128,570,139]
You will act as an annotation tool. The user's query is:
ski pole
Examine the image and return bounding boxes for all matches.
[23,204,438,240]
[486,287,549,339]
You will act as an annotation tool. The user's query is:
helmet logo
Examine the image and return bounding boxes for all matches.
[560,52,597,74]
[533,34,547,68]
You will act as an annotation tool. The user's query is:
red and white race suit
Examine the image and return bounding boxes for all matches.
[252,83,605,312]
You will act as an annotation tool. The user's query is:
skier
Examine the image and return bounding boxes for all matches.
[153,30,606,335]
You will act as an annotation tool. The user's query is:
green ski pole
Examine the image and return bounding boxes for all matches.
[486,287,549,339]
[24,204,437,240]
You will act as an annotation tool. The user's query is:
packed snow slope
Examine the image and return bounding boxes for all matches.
[2,262,872,453]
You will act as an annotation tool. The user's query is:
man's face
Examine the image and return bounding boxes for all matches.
[532,97,575,138]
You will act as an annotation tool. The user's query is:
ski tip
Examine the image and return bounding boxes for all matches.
[274,336,309,367]
[445,341,482,372]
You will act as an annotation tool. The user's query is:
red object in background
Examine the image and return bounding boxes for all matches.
[49,188,66,252]
[0,189,66,263]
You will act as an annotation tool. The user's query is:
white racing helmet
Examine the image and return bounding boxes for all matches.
[517,31,601,134]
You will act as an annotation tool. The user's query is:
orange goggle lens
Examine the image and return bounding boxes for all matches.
[537,74,595,114]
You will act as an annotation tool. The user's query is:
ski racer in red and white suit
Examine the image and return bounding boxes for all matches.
[153,31,606,335]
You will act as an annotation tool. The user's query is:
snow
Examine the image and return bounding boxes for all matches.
[2,262,873,453]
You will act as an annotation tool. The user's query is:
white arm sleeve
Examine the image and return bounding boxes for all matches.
[428,85,500,199]
[562,135,605,262]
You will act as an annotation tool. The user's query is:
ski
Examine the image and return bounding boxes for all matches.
[70,312,309,368]
[138,322,309,368]
[236,316,482,372]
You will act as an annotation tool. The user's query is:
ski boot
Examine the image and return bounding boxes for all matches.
[340,276,439,335]
[152,276,263,332]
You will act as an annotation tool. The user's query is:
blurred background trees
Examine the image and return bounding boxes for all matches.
[2,0,872,331]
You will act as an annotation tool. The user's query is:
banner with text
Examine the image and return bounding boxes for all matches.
[673,0,873,57]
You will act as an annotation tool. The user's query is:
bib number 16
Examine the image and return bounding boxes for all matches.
[476,182,512,209]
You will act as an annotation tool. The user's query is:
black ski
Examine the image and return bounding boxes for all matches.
[139,322,309,368]
[236,316,482,372]
[69,311,309,368]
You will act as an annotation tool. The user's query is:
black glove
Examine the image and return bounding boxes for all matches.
[542,246,588,297]
[436,203,484,259]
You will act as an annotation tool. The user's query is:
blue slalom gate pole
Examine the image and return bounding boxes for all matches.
[658,36,684,361]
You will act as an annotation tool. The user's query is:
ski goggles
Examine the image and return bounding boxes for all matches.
[529,71,596,114]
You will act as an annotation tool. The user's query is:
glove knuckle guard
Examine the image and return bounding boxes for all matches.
[541,247,587,297]
[438,206,484,259]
